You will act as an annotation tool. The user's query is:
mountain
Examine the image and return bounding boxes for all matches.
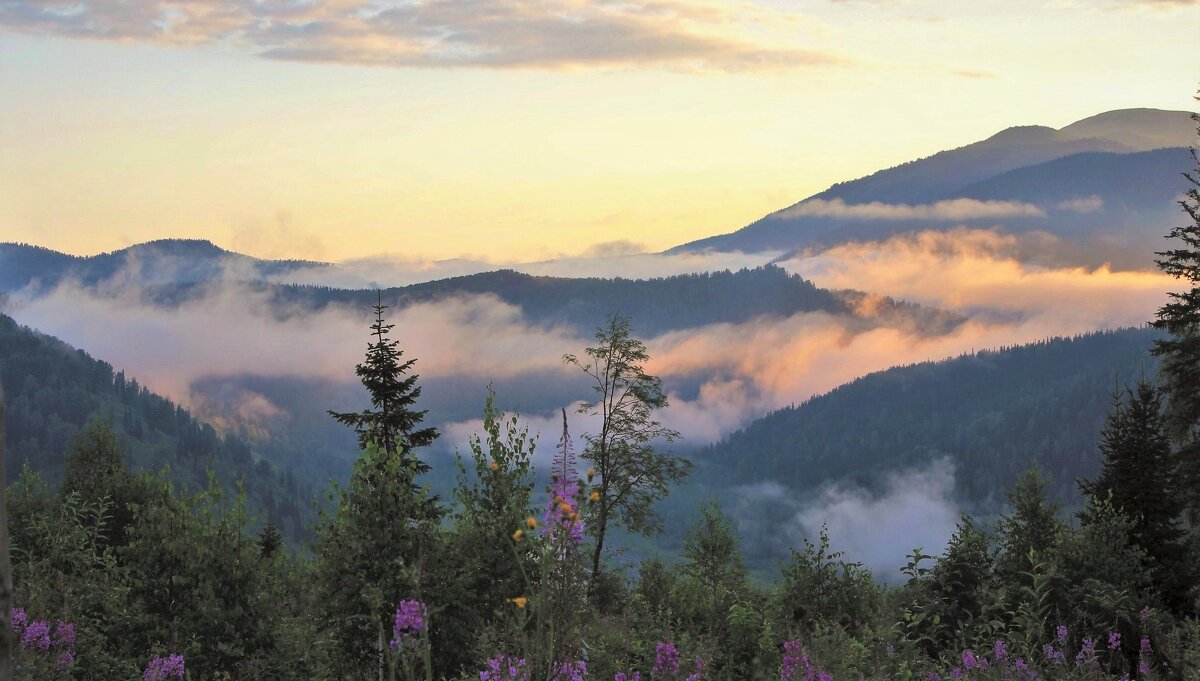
[696,327,1162,511]
[0,312,311,537]
[671,108,1195,260]
[0,238,328,293]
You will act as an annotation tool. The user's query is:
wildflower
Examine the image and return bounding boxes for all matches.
[490,462,500,472]
[1138,661,1149,676]
[1108,631,1121,650]
[886,644,895,656]
[513,529,525,542]
[22,620,51,650]
[54,621,75,651]
[1076,638,1096,665]
[993,640,1007,661]
[949,669,964,680]
[587,467,596,480]
[590,491,601,503]
[652,641,679,678]
[58,651,75,669]
[1139,637,1152,656]
[390,599,425,648]
[615,673,641,681]
[480,654,529,681]
[684,656,705,681]
[526,517,538,529]
[509,596,528,608]
[143,654,186,681]
[9,607,26,633]
[1043,644,1065,665]
[553,660,587,681]
[962,650,979,669]
[1056,625,1068,643]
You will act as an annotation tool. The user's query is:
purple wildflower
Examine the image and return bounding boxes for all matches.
[481,654,529,681]
[1043,644,1065,665]
[949,668,964,680]
[1076,638,1096,665]
[390,600,426,648]
[553,660,587,681]
[1108,631,1121,650]
[9,607,26,633]
[57,651,76,669]
[886,644,895,656]
[615,674,641,681]
[1139,637,1152,656]
[781,640,808,681]
[1056,625,1068,643]
[962,650,979,669]
[1138,661,1150,676]
[993,640,1007,661]
[22,620,51,650]
[143,654,186,681]
[54,621,75,650]
[684,656,705,681]
[653,642,679,678]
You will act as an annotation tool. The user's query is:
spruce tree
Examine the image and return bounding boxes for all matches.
[329,292,438,464]
[1151,100,1200,520]
[1080,381,1190,610]
[994,466,1063,590]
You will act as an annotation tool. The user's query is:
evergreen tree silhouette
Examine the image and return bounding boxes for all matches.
[329,292,438,468]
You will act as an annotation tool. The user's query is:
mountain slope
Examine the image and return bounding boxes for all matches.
[698,327,1162,509]
[0,313,310,536]
[671,108,1195,256]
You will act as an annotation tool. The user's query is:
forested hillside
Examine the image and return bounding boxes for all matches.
[0,313,309,536]
[700,327,1163,508]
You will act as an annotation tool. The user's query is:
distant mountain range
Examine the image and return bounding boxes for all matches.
[671,108,1196,267]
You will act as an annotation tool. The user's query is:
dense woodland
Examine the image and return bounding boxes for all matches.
[2,118,1200,681]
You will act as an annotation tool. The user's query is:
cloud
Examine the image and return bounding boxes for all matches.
[776,198,1046,221]
[793,460,960,579]
[580,239,648,258]
[1056,196,1105,213]
[0,0,842,72]
[779,228,1170,324]
[229,210,328,261]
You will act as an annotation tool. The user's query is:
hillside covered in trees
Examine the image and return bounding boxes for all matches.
[699,327,1164,510]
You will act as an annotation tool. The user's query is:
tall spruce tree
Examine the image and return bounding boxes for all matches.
[1151,98,1200,521]
[1080,381,1190,610]
[329,292,438,464]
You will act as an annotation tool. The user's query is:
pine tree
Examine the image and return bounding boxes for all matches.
[1151,97,1200,519]
[1079,381,1190,611]
[994,466,1064,590]
[329,292,438,465]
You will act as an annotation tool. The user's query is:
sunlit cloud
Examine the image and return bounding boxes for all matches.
[0,0,842,71]
[775,198,1046,221]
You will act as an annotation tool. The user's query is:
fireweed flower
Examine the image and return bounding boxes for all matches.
[390,600,426,648]
[22,620,51,650]
[143,654,186,681]
[1076,638,1096,665]
[1043,644,1065,665]
[1056,625,1068,643]
[684,656,705,681]
[553,660,587,681]
[543,475,584,544]
[9,607,26,633]
[962,650,979,669]
[480,654,529,681]
[615,673,641,681]
[652,641,679,678]
[993,640,1007,661]
[1108,631,1121,650]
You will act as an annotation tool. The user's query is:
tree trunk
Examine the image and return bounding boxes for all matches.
[0,385,13,678]
[589,489,608,588]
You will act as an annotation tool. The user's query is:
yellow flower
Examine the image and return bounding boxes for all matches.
[512,529,524,542]
[568,512,578,522]
[489,462,500,472]
[589,491,601,503]
[526,517,538,529]
[554,495,565,505]
[560,503,572,514]
[510,596,528,609]
[586,467,596,480]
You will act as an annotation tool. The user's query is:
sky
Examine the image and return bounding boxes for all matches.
[1,0,1198,262]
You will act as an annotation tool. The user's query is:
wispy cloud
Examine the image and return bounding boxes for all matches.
[776,197,1046,221]
[0,0,841,72]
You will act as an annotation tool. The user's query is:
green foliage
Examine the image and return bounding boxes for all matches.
[314,442,442,680]
[777,525,880,635]
[565,314,691,584]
